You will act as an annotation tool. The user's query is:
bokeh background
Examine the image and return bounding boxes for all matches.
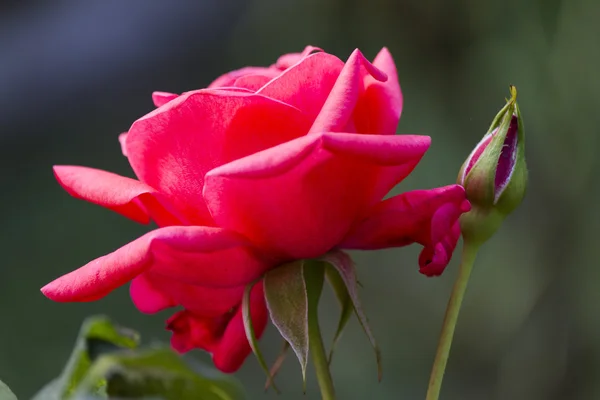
[1,0,598,399]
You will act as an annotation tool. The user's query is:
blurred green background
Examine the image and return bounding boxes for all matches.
[1,0,598,398]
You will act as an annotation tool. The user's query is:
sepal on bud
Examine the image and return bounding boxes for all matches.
[457,86,527,245]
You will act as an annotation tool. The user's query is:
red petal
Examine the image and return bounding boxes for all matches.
[232,75,272,91]
[208,67,281,89]
[353,47,403,134]
[257,52,345,122]
[204,133,430,259]
[274,45,323,69]
[118,133,129,157]
[309,49,387,134]
[166,282,268,373]
[131,271,244,317]
[341,185,471,276]
[129,272,175,314]
[152,91,179,107]
[166,310,225,354]
[41,226,271,302]
[53,165,183,226]
[125,90,311,225]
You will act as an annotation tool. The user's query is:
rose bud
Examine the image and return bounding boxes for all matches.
[457,86,527,245]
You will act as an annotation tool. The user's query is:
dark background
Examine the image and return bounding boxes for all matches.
[1,0,598,399]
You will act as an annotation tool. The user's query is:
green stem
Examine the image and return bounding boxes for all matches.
[309,303,336,400]
[425,240,480,400]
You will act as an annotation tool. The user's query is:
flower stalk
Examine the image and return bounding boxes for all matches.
[425,240,480,400]
[309,303,336,400]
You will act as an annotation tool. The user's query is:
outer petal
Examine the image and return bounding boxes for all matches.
[273,45,322,69]
[167,309,225,354]
[340,185,471,276]
[309,49,387,134]
[118,133,129,157]
[129,272,175,314]
[353,47,403,134]
[257,52,345,122]
[53,165,183,226]
[41,226,271,302]
[125,90,311,225]
[208,67,281,89]
[166,282,268,373]
[418,221,462,276]
[232,75,272,91]
[130,271,244,317]
[152,91,179,107]
[209,46,323,90]
[204,133,430,260]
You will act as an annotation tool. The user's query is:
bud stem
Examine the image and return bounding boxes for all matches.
[425,240,480,400]
[309,298,336,399]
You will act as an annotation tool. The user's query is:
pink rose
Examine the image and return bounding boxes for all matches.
[42,46,469,372]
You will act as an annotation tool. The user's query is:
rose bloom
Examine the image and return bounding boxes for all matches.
[43,46,470,372]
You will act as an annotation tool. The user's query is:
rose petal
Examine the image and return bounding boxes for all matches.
[41,226,271,302]
[152,91,179,107]
[418,221,462,276]
[274,45,323,69]
[129,272,175,314]
[53,165,183,226]
[166,282,268,373]
[495,115,519,199]
[341,185,471,275]
[125,90,311,225]
[309,49,387,134]
[131,271,244,317]
[204,133,430,259]
[233,75,273,91]
[257,52,345,121]
[208,67,281,89]
[353,47,403,134]
[167,309,225,354]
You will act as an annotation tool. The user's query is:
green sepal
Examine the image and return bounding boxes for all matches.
[264,340,290,391]
[263,260,325,390]
[320,251,382,381]
[324,264,354,365]
[241,280,279,393]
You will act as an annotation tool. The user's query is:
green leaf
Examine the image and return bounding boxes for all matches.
[321,251,382,381]
[242,280,279,393]
[324,265,354,365]
[0,379,17,400]
[263,260,325,389]
[264,340,290,391]
[32,316,140,400]
[74,347,244,400]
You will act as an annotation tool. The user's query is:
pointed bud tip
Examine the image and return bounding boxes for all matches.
[509,85,518,101]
